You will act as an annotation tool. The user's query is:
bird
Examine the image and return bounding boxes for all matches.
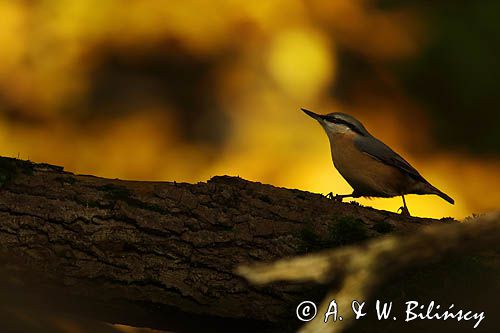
[301,108,454,216]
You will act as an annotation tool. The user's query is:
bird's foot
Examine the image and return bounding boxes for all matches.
[324,192,334,200]
[397,206,411,217]
[324,192,344,202]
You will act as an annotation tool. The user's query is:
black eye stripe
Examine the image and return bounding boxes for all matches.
[335,118,349,125]
[325,116,347,125]
[324,116,340,123]
[325,117,365,136]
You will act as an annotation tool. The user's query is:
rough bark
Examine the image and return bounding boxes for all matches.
[0,157,454,332]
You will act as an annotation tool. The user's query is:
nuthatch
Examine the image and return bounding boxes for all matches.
[301,108,454,216]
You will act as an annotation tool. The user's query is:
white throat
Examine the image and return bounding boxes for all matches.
[322,121,350,136]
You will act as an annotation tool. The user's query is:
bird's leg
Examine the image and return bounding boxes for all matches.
[398,194,411,216]
[324,192,356,202]
[324,192,335,200]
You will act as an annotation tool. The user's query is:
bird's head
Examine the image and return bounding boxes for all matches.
[301,108,369,138]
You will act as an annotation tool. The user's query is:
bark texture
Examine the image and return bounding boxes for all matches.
[0,157,454,332]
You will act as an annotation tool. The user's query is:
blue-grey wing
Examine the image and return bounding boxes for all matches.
[354,136,428,183]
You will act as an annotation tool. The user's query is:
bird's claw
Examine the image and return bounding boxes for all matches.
[398,206,411,217]
[324,192,344,202]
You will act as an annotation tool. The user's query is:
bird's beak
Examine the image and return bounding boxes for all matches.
[301,108,324,121]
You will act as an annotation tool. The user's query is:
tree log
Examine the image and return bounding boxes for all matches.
[0,157,454,332]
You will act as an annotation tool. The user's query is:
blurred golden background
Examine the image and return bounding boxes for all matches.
[0,0,499,219]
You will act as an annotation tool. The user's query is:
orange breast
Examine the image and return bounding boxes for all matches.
[329,132,406,197]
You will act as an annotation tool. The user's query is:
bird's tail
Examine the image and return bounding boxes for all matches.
[428,185,454,204]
